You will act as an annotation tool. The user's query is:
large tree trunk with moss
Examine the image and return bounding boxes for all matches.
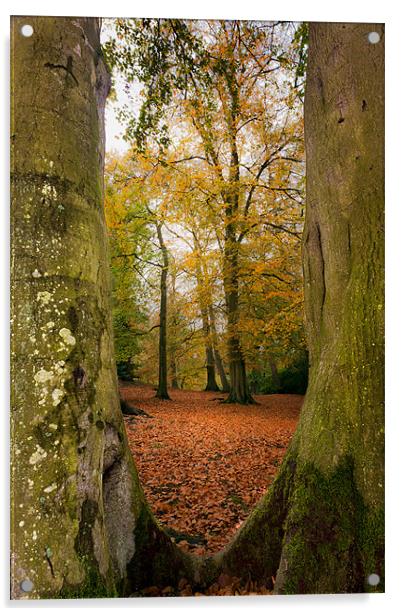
[201,22,384,593]
[10,16,189,599]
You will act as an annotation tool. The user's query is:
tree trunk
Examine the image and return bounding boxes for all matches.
[268,355,281,391]
[223,237,254,404]
[192,234,220,391]
[209,304,230,392]
[221,66,254,405]
[170,354,179,389]
[168,266,180,389]
[213,346,230,393]
[199,294,219,392]
[155,223,170,399]
[10,16,189,599]
[204,343,220,392]
[201,22,384,593]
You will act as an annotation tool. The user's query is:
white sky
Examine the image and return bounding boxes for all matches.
[105,98,129,154]
[101,21,132,155]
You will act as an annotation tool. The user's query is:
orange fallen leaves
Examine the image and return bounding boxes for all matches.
[122,383,302,558]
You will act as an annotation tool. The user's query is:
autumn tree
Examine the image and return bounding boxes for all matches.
[104,132,305,395]
[105,151,176,398]
[104,155,153,380]
[238,216,306,393]
[156,197,224,392]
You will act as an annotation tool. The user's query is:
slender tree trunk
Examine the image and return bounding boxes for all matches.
[204,334,220,392]
[192,234,219,391]
[201,22,384,593]
[170,355,179,389]
[268,355,281,391]
[169,267,180,389]
[223,235,254,403]
[213,346,230,393]
[209,304,230,392]
[222,71,254,404]
[198,285,219,392]
[10,16,189,599]
[155,223,170,400]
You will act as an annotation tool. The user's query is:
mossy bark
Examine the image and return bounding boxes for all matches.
[10,16,187,599]
[202,22,384,593]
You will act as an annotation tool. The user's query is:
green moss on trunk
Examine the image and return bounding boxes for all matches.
[275,458,384,594]
[126,505,195,594]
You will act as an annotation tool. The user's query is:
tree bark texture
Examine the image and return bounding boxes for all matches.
[209,304,230,392]
[155,223,170,399]
[268,355,281,391]
[223,234,254,404]
[10,16,188,599]
[201,22,384,593]
[196,278,219,392]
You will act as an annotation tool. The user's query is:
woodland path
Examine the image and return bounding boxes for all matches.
[121,383,302,557]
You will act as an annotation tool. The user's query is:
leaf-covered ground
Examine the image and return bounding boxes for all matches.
[121,383,302,560]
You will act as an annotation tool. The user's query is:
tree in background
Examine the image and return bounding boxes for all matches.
[104,137,305,397]
[105,155,153,381]
[105,153,175,398]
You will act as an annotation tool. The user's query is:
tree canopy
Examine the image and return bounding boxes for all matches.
[103,19,307,399]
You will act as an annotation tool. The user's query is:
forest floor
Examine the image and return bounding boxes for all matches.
[121,382,302,564]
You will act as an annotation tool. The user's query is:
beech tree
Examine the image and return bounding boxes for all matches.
[200,21,385,593]
[10,16,188,599]
[154,221,171,399]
